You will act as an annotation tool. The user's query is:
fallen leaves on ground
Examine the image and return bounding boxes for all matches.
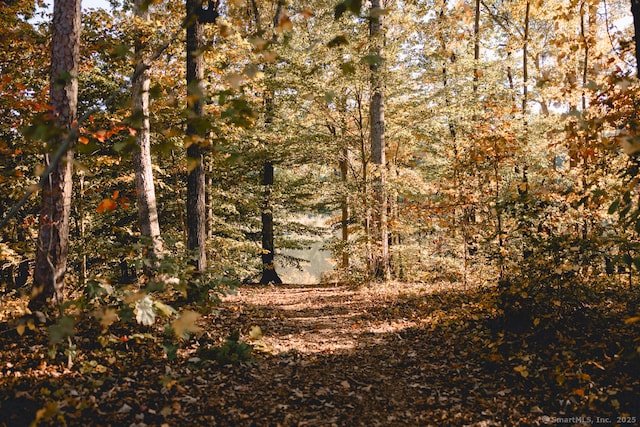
[0,281,638,426]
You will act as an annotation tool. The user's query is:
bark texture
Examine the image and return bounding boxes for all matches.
[258,1,284,285]
[31,0,81,308]
[369,0,390,280]
[259,161,282,285]
[133,0,163,260]
[186,0,207,272]
[632,0,640,77]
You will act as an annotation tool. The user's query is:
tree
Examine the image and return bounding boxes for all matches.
[185,0,215,272]
[31,0,82,308]
[258,0,285,285]
[133,0,163,262]
[632,0,640,76]
[369,0,390,280]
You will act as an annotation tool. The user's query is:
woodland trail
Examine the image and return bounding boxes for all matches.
[1,281,638,426]
[198,282,542,426]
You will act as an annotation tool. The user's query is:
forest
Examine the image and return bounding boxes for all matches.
[0,0,639,425]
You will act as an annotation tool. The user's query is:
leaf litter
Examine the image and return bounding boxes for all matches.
[0,281,638,426]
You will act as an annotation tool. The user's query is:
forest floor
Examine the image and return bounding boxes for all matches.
[0,281,638,426]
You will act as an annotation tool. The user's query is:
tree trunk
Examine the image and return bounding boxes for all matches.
[259,161,282,284]
[31,0,81,309]
[340,146,350,270]
[369,0,390,280]
[522,1,530,119]
[186,0,207,272]
[258,1,284,285]
[632,0,640,77]
[133,0,163,261]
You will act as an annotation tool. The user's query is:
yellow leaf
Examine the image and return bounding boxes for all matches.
[624,316,640,325]
[226,73,244,90]
[16,323,25,336]
[172,310,201,338]
[488,353,503,362]
[262,51,277,62]
[578,372,591,381]
[33,401,59,424]
[249,325,263,341]
[514,365,529,378]
[187,158,201,173]
[249,37,268,50]
[94,308,119,329]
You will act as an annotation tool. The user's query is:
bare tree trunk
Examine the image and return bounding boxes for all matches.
[632,0,640,77]
[369,0,390,281]
[522,1,530,119]
[31,0,81,309]
[337,96,349,270]
[258,1,284,285]
[259,161,282,284]
[340,146,350,270]
[186,0,208,272]
[133,0,163,261]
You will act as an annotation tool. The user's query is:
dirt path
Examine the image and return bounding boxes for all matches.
[195,282,525,426]
[1,282,637,426]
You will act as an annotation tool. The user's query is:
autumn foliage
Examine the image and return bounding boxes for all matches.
[0,0,639,425]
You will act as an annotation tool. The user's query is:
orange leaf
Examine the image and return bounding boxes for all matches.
[277,14,293,32]
[300,8,314,18]
[112,190,119,200]
[96,198,117,213]
[78,136,89,145]
[93,130,107,142]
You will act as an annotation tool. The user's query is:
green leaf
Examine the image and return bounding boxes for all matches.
[119,305,134,323]
[360,54,384,66]
[340,61,356,74]
[348,0,362,14]
[49,316,75,345]
[327,35,348,48]
[163,343,178,361]
[608,199,620,215]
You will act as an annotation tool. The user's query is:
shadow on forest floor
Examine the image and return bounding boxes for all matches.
[0,281,638,426]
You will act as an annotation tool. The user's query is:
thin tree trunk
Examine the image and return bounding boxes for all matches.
[473,0,481,94]
[186,0,207,272]
[520,0,530,197]
[369,0,390,280]
[133,0,163,261]
[78,172,87,284]
[340,146,350,270]
[522,1,530,120]
[258,1,284,285]
[338,96,349,270]
[632,0,640,77]
[260,161,282,284]
[31,0,81,309]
